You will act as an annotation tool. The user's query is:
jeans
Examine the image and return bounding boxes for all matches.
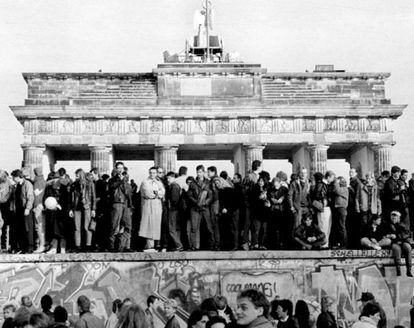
[33,204,45,248]
[392,242,412,270]
[189,208,213,249]
[251,219,268,247]
[331,207,347,247]
[17,210,34,252]
[109,203,127,250]
[168,208,182,249]
[74,209,92,247]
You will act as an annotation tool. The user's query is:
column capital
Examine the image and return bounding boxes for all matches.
[89,144,113,151]
[154,144,179,150]
[307,144,330,151]
[21,144,45,151]
[243,144,266,150]
[371,143,393,150]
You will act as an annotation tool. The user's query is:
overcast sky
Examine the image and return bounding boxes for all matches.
[0,0,413,182]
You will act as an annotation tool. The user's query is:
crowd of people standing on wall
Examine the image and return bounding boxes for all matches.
[0,160,413,274]
[1,288,403,328]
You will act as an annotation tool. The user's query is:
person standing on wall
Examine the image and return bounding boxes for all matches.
[241,160,263,251]
[165,172,184,252]
[32,167,46,253]
[347,168,363,249]
[107,162,129,252]
[330,176,349,249]
[0,170,13,252]
[69,169,96,252]
[360,172,382,228]
[187,165,213,251]
[139,167,165,252]
[11,169,35,254]
[383,166,404,223]
[207,166,221,251]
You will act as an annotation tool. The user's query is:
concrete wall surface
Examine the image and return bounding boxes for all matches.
[0,250,411,327]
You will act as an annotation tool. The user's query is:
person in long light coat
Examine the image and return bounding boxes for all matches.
[139,167,165,252]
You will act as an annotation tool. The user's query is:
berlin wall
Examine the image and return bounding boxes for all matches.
[0,250,410,327]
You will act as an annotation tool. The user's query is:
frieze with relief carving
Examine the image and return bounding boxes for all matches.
[237,119,251,133]
[366,118,380,131]
[258,119,273,133]
[171,120,185,134]
[303,119,315,132]
[215,120,229,133]
[127,120,140,133]
[345,119,358,131]
[192,120,207,134]
[149,119,162,133]
[324,118,337,131]
[278,119,293,133]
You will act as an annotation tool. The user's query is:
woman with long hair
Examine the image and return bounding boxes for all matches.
[251,176,271,250]
[69,168,96,252]
[294,300,311,328]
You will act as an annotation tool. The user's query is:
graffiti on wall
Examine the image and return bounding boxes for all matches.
[0,257,411,328]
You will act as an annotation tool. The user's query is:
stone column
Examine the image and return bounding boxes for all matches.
[308,144,329,176]
[154,145,178,173]
[90,145,112,175]
[348,145,374,179]
[243,144,265,176]
[22,144,45,179]
[291,145,310,174]
[372,144,392,177]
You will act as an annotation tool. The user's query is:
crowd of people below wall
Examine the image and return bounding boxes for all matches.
[0,161,414,274]
[1,289,412,328]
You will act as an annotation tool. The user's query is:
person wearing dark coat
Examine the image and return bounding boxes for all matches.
[294,213,326,250]
[268,172,290,249]
[330,177,349,249]
[276,299,299,328]
[214,174,236,251]
[360,215,391,250]
[166,172,183,252]
[187,165,213,250]
[44,170,72,254]
[347,168,362,249]
[69,169,96,252]
[316,296,337,328]
[11,169,35,253]
[385,210,413,277]
[383,166,404,223]
[250,177,271,250]
[232,173,245,251]
[164,300,180,328]
[107,162,129,252]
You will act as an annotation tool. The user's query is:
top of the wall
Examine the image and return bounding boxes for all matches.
[0,249,396,263]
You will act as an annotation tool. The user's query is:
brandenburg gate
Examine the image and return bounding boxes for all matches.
[10,4,405,178]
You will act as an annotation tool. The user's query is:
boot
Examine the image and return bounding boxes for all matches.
[407,265,413,277]
[396,265,401,277]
